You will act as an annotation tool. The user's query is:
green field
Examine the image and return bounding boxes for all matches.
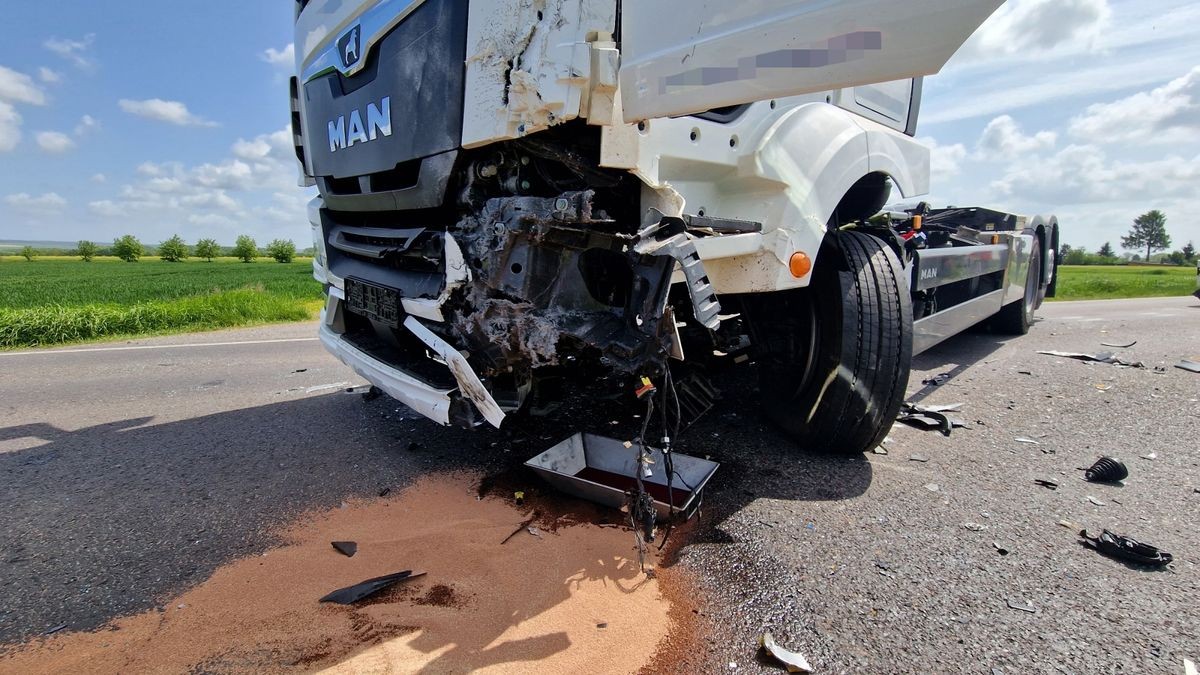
[1052,264,1196,301]
[0,257,323,348]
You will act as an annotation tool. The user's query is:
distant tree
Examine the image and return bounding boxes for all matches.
[1121,210,1171,262]
[232,235,258,263]
[20,245,35,261]
[1131,253,1142,262]
[1183,241,1196,262]
[1059,243,1073,260]
[266,239,296,263]
[1166,250,1186,266]
[194,238,220,261]
[1097,242,1115,258]
[76,240,98,262]
[112,234,144,262]
[159,235,189,262]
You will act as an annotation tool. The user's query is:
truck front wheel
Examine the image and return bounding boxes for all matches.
[747,230,913,454]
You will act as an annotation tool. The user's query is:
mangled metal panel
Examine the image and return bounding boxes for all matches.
[462,0,617,148]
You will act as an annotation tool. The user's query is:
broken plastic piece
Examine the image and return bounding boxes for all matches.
[1099,341,1137,348]
[1176,359,1200,374]
[1087,496,1105,506]
[319,570,425,604]
[331,541,358,557]
[898,403,952,436]
[922,373,951,386]
[1037,350,1144,369]
[1084,456,1128,483]
[1015,437,1040,445]
[1080,529,1173,568]
[45,623,68,635]
[760,632,813,673]
[514,490,525,506]
[1006,598,1035,613]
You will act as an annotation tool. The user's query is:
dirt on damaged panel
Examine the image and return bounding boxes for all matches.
[0,474,678,674]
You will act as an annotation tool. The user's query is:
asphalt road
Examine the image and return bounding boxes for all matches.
[1,296,1198,672]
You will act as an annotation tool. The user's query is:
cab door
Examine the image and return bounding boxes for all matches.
[618,0,1003,121]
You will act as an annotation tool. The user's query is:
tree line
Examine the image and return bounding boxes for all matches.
[1060,209,1195,266]
[13,236,307,263]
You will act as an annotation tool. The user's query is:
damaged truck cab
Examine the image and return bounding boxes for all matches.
[293,0,1057,454]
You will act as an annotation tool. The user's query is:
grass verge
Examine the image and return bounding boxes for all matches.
[1051,265,1196,301]
[0,257,322,348]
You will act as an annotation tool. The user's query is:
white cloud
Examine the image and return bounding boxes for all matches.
[38,67,61,84]
[44,34,96,69]
[88,200,124,217]
[35,131,75,153]
[1068,66,1200,144]
[975,115,1056,160]
[91,173,107,183]
[991,144,1200,204]
[74,114,99,136]
[0,65,47,105]
[118,98,218,127]
[0,102,20,152]
[918,136,968,184]
[88,126,309,239]
[261,43,295,68]
[958,0,1111,61]
[5,192,67,213]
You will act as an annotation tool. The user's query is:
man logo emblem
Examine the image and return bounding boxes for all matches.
[338,25,361,68]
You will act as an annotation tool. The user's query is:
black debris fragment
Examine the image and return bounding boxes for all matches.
[293,368,308,373]
[1080,529,1173,568]
[331,541,358,557]
[45,623,68,635]
[1099,341,1137,348]
[1084,457,1128,483]
[898,403,952,436]
[1176,359,1200,374]
[319,570,425,604]
[922,373,951,386]
[378,487,392,497]
[362,385,383,401]
[1033,479,1059,490]
[501,515,538,545]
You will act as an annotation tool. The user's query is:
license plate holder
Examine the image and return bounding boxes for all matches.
[345,278,402,327]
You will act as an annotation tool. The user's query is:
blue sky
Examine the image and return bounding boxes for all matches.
[1,0,1198,252]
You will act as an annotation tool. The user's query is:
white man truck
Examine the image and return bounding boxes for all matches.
[291,0,1059,455]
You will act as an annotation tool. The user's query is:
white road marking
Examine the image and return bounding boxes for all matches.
[0,337,320,357]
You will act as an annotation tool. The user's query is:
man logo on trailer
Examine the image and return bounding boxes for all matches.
[328,97,392,153]
[339,25,361,68]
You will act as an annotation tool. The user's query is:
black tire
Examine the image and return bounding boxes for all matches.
[747,230,913,454]
[991,242,1042,335]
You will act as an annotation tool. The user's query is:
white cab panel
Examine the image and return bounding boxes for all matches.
[619,0,1003,121]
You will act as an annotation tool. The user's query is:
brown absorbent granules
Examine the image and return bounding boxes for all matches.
[2,473,673,674]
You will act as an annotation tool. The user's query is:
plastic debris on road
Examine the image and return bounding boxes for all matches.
[331,541,357,557]
[1006,598,1035,613]
[760,632,813,673]
[318,570,426,604]
[1176,359,1200,374]
[1084,456,1128,483]
[1080,529,1173,568]
[1037,350,1145,369]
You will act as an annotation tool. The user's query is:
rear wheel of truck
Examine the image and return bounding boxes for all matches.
[990,242,1042,335]
[747,230,913,454]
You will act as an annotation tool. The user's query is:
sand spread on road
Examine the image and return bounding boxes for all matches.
[2,473,673,673]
